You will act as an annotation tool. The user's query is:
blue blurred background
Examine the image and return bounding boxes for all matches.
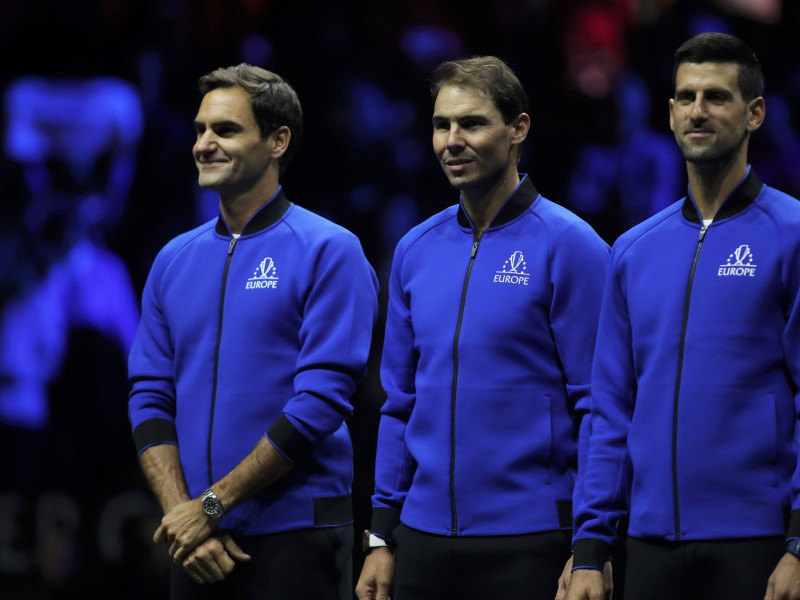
[1,0,798,597]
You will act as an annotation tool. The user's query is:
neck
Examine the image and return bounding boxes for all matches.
[461,169,521,234]
[219,179,280,235]
[686,149,748,221]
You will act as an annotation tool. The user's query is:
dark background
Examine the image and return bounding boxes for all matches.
[1,0,799,597]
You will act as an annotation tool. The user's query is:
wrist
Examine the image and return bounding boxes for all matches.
[200,488,225,519]
[362,531,395,555]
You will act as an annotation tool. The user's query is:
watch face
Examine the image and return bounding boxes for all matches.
[202,493,222,516]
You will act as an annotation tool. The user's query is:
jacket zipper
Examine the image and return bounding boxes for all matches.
[208,235,238,485]
[450,232,482,536]
[672,224,707,540]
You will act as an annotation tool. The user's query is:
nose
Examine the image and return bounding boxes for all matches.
[446,125,464,150]
[689,97,708,122]
[194,130,217,155]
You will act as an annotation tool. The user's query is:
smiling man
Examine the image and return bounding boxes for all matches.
[128,64,378,599]
[563,33,800,600]
[355,56,609,600]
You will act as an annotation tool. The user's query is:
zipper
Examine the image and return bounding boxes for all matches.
[450,233,482,536]
[208,235,238,485]
[672,224,707,540]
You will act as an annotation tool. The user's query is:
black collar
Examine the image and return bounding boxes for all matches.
[214,188,291,236]
[456,175,539,230]
[681,168,763,224]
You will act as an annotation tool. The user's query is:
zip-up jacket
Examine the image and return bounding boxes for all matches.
[128,188,378,536]
[573,168,800,569]
[370,175,609,539]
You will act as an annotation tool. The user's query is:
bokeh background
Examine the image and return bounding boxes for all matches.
[1,0,799,597]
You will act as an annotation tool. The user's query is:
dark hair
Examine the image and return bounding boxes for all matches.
[198,63,302,174]
[430,56,528,125]
[673,33,764,101]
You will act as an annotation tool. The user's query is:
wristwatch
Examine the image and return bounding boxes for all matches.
[786,538,800,560]
[361,530,393,554]
[200,488,225,519]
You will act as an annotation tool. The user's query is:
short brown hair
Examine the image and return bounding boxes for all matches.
[199,63,303,174]
[430,56,527,124]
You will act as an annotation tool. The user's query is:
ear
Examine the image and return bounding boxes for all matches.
[269,126,292,159]
[746,96,765,133]
[668,98,675,132]
[511,113,531,145]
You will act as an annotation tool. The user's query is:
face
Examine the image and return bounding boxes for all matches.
[193,86,275,197]
[669,62,763,167]
[432,85,528,192]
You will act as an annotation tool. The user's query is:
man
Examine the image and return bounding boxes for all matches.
[564,33,800,600]
[127,64,378,599]
[356,56,609,600]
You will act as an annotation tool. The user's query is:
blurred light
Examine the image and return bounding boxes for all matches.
[241,34,273,66]
[400,24,466,68]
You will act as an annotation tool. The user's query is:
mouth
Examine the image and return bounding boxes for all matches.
[443,157,473,173]
[685,129,713,139]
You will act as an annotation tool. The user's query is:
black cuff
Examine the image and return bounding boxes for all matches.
[370,507,401,542]
[572,538,612,570]
[787,509,800,539]
[133,418,178,454]
[266,414,315,464]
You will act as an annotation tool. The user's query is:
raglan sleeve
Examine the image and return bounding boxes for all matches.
[547,220,609,520]
[265,231,379,464]
[572,241,636,570]
[369,240,417,540]
[128,248,180,456]
[782,228,800,540]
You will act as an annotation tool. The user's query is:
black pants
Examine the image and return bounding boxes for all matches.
[623,536,784,600]
[170,525,352,600]
[393,524,571,600]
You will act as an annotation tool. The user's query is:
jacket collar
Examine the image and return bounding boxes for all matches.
[681,167,763,224]
[456,174,539,230]
[214,187,291,236]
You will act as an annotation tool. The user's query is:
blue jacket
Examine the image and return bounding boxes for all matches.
[370,176,609,539]
[573,168,800,568]
[128,188,378,536]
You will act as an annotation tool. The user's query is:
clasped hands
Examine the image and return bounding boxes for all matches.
[154,497,251,584]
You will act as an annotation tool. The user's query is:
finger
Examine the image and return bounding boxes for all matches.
[154,523,167,543]
[185,559,215,584]
[222,535,252,561]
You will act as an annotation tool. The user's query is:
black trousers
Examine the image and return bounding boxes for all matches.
[623,536,785,600]
[170,525,352,600]
[393,524,571,600]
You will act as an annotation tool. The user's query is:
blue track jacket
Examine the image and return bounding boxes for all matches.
[128,188,378,536]
[573,168,800,569]
[370,176,610,539]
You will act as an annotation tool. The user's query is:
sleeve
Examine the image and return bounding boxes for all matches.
[547,222,609,523]
[266,232,379,464]
[572,243,636,569]
[369,241,417,540]
[127,249,179,456]
[782,230,800,539]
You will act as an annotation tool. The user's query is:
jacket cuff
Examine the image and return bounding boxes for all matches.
[266,414,315,464]
[133,418,178,455]
[787,510,800,539]
[572,538,612,570]
[370,507,401,542]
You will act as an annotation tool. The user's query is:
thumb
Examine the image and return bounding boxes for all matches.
[222,534,252,561]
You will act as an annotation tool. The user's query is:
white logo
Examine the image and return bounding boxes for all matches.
[493,251,530,285]
[718,244,756,277]
[246,257,279,289]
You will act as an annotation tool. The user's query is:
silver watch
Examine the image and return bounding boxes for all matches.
[200,488,225,518]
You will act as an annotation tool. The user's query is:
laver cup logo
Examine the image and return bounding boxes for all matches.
[246,257,279,289]
[718,244,757,277]
[494,251,530,285]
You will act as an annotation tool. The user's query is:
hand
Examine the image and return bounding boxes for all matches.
[562,564,612,600]
[356,547,395,600]
[154,497,219,563]
[765,553,800,600]
[556,555,573,600]
[181,534,252,584]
